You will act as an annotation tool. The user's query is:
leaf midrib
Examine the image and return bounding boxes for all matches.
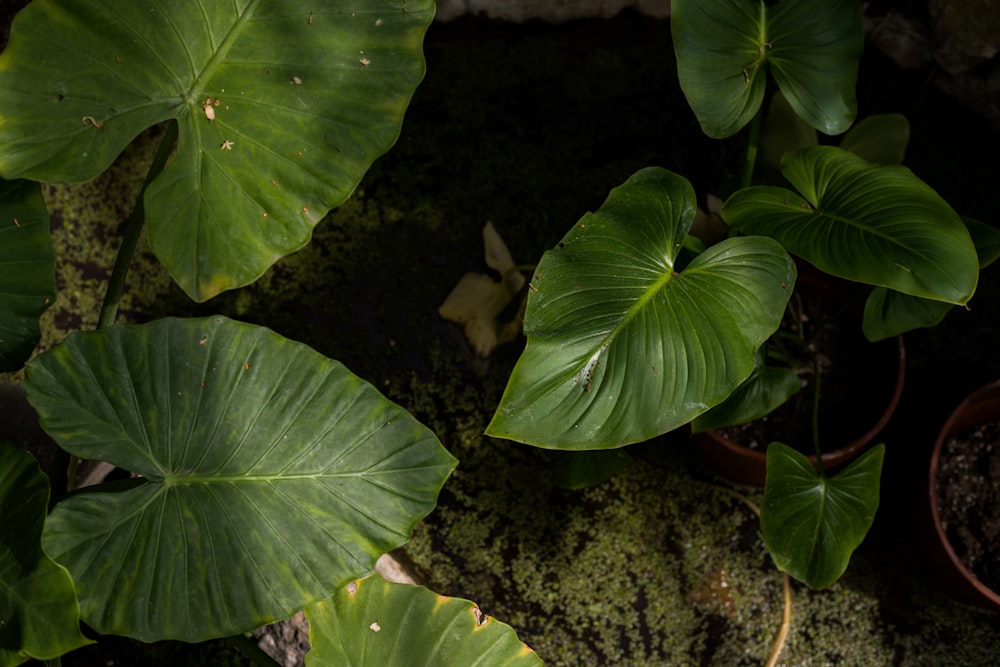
[185,0,264,103]
[159,465,445,485]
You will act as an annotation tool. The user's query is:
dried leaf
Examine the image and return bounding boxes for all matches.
[439,222,526,357]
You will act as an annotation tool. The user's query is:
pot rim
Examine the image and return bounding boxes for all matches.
[693,333,906,486]
[927,379,1000,610]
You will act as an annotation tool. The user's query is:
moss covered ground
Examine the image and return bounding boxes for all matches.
[6,11,1000,666]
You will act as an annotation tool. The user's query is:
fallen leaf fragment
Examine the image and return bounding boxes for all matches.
[439,222,527,357]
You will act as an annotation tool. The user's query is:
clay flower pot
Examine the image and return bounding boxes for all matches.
[692,266,906,487]
[921,380,1000,612]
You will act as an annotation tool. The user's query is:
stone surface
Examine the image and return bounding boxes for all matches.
[930,0,1000,74]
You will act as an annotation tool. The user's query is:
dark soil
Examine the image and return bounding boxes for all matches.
[935,420,1000,593]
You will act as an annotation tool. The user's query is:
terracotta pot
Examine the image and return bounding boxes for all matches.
[921,380,1000,612]
[692,265,906,487]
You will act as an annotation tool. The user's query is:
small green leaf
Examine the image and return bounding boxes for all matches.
[27,317,456,642]
[691,364,801,434]
[838,114,910,165]
[862,288,952,342]
[672,0,861,138]
[0,179,55,372]
[760,91,818,175]
[0,0,434,301]
[305,575,542,666]
[761,442,884,589]
[486,168,795,449]
[724,146,978,305]
[0,443,93,666]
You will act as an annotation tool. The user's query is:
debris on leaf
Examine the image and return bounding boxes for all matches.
[439,222,527,357]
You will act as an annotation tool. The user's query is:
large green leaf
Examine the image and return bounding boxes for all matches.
[26,316,456,642]
[0,443,92,666]
[672,0,861,138]
[863,217,1000,341]
[305,575,542,666]
[724,146,978,305]
[0,180,55,372]
[0,0,433,301]
[761,442,884,589]
[486,167,795,450]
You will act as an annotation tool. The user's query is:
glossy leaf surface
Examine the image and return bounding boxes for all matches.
[0,0,433,301]
[672,0,861,138]
[28,317,456,642]
[863,217,1000,340]
[724,146,978,305]
[761,442,884,589]
[305,575,542,666]
[0,443,92,665]
[0,180,55,372]
[487,167,795,449]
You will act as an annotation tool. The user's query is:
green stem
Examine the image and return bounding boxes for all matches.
[97,121,178,330]
[739,103,764,190]
[225,634,283,667]
[811,353,824,477]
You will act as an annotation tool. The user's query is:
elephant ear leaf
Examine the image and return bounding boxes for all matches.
[0,443,93,665]
[27,316,456,642]
[725,146,978,306]
[0,179,55,372]
[305,575,543,666]
[672,0,861,138]
[486,167,795,450]
[0,0,434,301]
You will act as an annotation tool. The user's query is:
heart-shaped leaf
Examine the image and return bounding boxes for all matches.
[305,575,542,666]
[672,0,862,138]
[486,167,795,450]
[26,316,456,642]
[724,146,978,305]
[761,442,884,589]
[863,216,1000,340]
[0,0,433,301]
[0,180,55,372]
[0,443,93,665]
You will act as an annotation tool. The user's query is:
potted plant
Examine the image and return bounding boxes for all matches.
[0,2,541,665]
[484,0,995,592]
[920,380,1000,612]
[688,94,913,487]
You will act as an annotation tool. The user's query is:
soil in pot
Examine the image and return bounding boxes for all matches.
[935,419,1000,594]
